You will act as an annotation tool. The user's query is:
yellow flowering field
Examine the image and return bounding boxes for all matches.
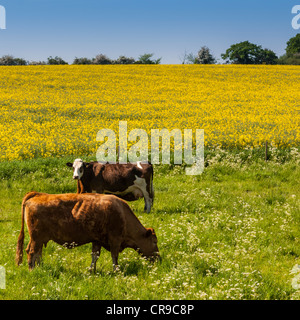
[0,64,299,161]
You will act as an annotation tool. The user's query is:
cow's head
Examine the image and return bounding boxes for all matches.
[66,159,87,180]
[138,228,160,262]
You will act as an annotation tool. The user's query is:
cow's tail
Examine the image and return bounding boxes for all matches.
[15,191,39,266]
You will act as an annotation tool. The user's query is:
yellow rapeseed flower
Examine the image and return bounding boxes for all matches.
[0,64,299,161]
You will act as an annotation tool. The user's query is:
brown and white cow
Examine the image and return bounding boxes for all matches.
[66,159,154,213]
[16,191,159,271]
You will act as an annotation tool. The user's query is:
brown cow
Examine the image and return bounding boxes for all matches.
[15,192,159,271]
[66,159,154,213]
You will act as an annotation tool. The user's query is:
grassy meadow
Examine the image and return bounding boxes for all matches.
[0,148,299,300]
[0,65,299,300]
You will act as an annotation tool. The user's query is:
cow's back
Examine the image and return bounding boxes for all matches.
[100,164,139,190]
[100,163,152,191]
[24,193,127,247]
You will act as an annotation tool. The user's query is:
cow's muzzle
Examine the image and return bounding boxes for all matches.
[149,252,161,263]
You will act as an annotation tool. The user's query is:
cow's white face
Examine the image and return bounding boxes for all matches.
[72,159,84,180]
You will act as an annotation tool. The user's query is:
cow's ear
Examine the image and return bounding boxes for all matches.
[83,162,91,168]
[145,229,153,237]
[66,162,73,167]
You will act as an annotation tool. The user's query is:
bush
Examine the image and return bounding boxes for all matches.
[136,53,161,64]
[47,56,68,65]
[278,34,300,65]
[0,55,27,66]
[28,61,47,65]
[277,53,300,65]
[73,57,93,65]
[114,55,136,64]
[93,54,112,65]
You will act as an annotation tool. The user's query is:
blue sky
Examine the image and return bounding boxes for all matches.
[0,0,299,64]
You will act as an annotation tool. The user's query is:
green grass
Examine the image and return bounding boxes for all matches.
[0,149,300,300]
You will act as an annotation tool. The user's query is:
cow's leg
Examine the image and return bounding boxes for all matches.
[111,253,119,272]
[145,175,154,213]
[143,194,152,213]
[26,240,43,271]
[90,242,101,273]
[133,176,152,213]
[35,246,43,266]
[110,246,120,272]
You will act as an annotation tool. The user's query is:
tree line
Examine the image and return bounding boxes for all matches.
[0,53,161,66]
[0,34,299,66]
[182,34,300,65]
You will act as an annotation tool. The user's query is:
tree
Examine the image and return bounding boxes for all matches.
[179,51,196,64]
[221,41,277,65]
[13,58,28,66]
[185,53,196,64]
[93,54,112,65]
[29,60,47,65]
[0,55,27,65]
[259,49,278,65]
[222,41,261,64]
[179,50,195,64]
[286,33,300,56]
[73,57,92,65]
[278,53,300,65]
[180,47,216,64]
[47,56,68,65]
[136,53,161,64]
[278,34,300,65]
[195,46,216,64]
[114,55,135,64]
